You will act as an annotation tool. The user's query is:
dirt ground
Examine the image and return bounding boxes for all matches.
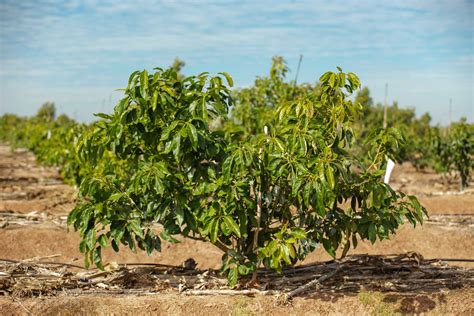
[1,290,473,316]
[0,144,473,315]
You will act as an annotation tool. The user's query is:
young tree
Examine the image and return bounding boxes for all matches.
[450,118,473,191]
[68,64,425,286]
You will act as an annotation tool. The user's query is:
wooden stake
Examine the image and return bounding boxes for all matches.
[294,54,303,86]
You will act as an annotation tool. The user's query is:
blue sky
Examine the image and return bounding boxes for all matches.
[0,0,472,124]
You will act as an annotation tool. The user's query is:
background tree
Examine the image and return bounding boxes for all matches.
[36,102,56,122]
[171,57,186,80]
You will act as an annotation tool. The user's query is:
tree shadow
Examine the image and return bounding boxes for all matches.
[383,293,447,314]
[300,288,449,314]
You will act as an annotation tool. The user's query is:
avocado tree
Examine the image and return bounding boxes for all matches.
[450,119,473,191]
[0,108,86,186]
[226,56,320,136]
[68,64,425,286]
[432,119,473,191]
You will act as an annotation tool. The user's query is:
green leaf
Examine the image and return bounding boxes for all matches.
[236,208,248,237]
[209,218,219,243]
[281,244,292,264]
[140,70,149,98]
[175,207,185,226]
[200,96,208,120]
[111,225,125,244]
[325,165,335,189]
[85,228,96,251]
[352,235,358,249]
[341,241,350,258]
[222,156,234,182]
[227,267,238,288]
[267,240,279,255]
[172,134,181,159]
[93,247,104,270]
[220,219,232,236]
[319,71,331,83]
[184,210,197,231]
[223,216,241,237]
[329,73,336,88]
[238,264,250,275]
[98,234,108,248]
[338,72,346,87]
[368,223,377,244]
[160,121,179,141]
[160,231,180,244]
[219,72,234,87]
[110,239,119,252]
[109,192,123,201]
[94,113,112,120]
[291,228,306,239]
[154,236,162,252]
[187,123,198,149]
[79,240,87,253]
[144,231,155,256]
[151,91,159,111]
[128,219,144,239]
[322,240,336,258]
[67,207,79,225]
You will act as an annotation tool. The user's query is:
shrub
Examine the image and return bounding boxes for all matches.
[68,65,426,286]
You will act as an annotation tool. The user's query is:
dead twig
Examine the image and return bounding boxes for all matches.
[282,265,345,303]
[21,254,61,262]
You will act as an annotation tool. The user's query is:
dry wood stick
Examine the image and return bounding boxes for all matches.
[22,254,62,262]
[283,265,344,302]
[0,258,86,269]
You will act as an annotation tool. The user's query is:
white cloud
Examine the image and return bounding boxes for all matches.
[0,0,472,124]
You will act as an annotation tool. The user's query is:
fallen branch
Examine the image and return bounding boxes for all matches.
[0,258,85,270]
[283,265,345,303]
[22,254,62,262]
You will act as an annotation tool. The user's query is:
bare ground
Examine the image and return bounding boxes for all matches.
[1,290,473,316]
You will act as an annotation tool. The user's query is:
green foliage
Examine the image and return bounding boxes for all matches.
[65,61,425,288]
[171,58,186,80]
[0,110,86,186]
[36,102,56,122]
[450,119,473,190]
[68,66,234,271]
[351,84,472,190]
[225,56,320,136]
[0,114,25,142]
[432,119,473,190]
[0,58,435,288]
[352,91,433,167]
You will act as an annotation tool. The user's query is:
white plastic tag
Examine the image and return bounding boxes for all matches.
[384,159,395,184]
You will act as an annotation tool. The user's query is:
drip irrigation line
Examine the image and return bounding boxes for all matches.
[0,258,86,270]
[435,258,474,263]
